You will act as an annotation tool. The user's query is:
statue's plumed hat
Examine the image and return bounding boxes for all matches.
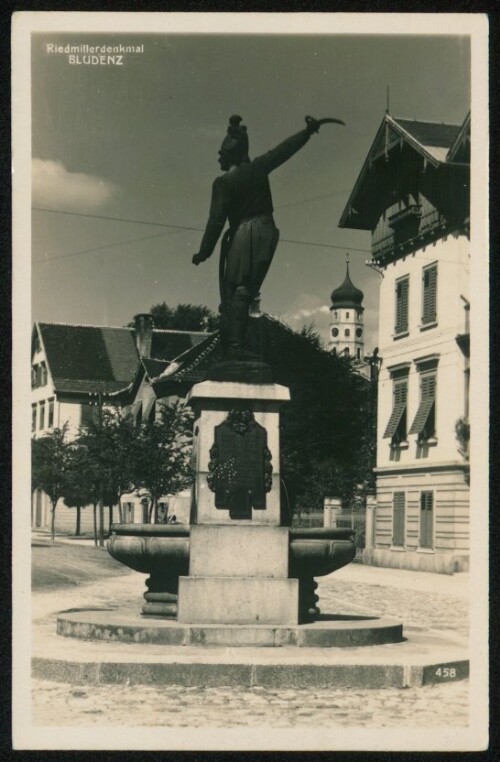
[220,115,249,164]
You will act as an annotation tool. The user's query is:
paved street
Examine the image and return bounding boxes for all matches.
[31,543,470,729]
[33,678,468,728]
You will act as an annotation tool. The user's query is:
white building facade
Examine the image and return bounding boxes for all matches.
[339,112,470,573]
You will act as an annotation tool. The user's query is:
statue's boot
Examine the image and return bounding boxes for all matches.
[226,289,259,361]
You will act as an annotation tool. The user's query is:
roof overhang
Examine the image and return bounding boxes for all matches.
[338,115,448,232]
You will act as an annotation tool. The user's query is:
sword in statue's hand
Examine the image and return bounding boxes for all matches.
[305,115,346,134]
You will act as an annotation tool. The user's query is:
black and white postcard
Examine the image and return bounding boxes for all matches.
[12,11,489,752]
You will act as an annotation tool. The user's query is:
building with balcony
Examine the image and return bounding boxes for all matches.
[339,112,470,573]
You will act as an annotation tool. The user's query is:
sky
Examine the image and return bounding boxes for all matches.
[31,31,471,350]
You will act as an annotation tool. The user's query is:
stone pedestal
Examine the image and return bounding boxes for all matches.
[324,497,341,528]
[178,380,297,625]
[178,525,298,625]
[177,577,299,625]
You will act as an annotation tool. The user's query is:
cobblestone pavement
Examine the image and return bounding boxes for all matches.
[320,578,469,638]
[32,678,468,727]
[31,563,470,729]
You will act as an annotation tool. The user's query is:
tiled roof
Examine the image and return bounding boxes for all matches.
[150,330,208,361]
[38,323,138,395]
[151,333,221,394]
[36,322,215,396]
[393,118,461,150]
[446,112,471,163]
[338,112,468,231]
[141,357,170,379]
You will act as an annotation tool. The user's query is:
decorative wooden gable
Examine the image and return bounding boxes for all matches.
[339,114,469,264]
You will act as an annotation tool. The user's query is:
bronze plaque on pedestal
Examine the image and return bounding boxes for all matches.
[207,409,272,519]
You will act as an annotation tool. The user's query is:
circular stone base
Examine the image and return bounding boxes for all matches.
[57,608,403,648]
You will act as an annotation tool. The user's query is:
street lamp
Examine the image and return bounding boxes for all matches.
[364,348,382,474]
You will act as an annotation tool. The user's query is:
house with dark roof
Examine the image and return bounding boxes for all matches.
[339,112,470,573]
[31,313,215,532]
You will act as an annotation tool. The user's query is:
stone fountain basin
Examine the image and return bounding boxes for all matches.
[107,524,355,579]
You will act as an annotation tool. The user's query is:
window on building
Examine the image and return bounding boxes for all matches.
[392,492,405,547]
[33,334,41,354]
[422,264,437,325]
[81,404,98,428]
[48,398,54,428]
[383,378,408,444]
[343,347,350,356]
[395,276,409,334]
[32,404,37,433]
[344,328,350,337]
[157,501,169,523]
[420,491,434,548]
[356,348,361,360]
[356,328,363,338]
[345,312,349,319]
[332,327,339,338]
[123,502,134,523]
[33,362,48,388]
[39,401,45,431]
[409,373,436,440]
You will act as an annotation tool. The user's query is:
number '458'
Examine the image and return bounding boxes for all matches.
[435,667,456,678]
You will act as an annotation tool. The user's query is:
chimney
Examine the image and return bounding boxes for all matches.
[134,313,154,358]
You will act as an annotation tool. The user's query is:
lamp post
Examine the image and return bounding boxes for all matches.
[89,390,105,548]
[364,348,382,474]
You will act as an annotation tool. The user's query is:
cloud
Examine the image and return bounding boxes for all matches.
[32,159,119,211]
[280,292,380,354]
[290,304,330,321]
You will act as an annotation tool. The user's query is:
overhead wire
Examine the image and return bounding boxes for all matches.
[33,230,183,264]
[31,206,372,262]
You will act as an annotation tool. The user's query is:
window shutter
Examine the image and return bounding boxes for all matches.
[393,492,405,546]
[422,265,437,324]
[395,278,409,333]
[409,373,436,436]
[421,374,436,400]
[420,491,434,548]
[383,380,408,439]
[39,402,45,431]
[48,399,54,428]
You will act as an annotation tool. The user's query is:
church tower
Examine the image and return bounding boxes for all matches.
[328,255,365,360]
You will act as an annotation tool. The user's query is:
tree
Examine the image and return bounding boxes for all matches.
[61,443,95,536]
[146,302,219,332]
[246,317,373,520]
[133,401,194,522]
[77,406,138,544]
[31,425,70,543]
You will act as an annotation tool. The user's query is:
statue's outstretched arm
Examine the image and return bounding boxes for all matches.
[252,116,343,176]
[252,129,311,176]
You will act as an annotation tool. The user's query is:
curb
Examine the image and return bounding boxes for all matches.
[32,655,469,689]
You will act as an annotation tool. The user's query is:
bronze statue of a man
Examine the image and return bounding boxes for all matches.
[192,114,324,360]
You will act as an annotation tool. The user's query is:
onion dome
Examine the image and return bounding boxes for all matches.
[330,262,364,310]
